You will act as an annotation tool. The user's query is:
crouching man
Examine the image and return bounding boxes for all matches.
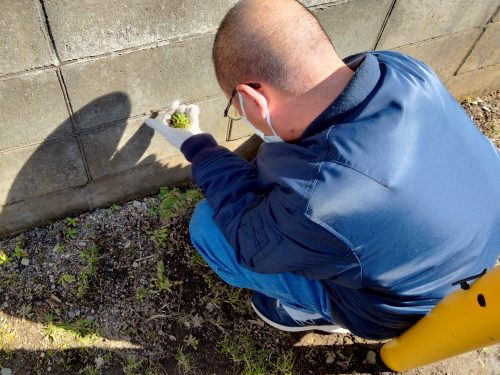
[146,0,500,339]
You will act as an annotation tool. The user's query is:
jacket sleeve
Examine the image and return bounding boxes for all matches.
[181,134,361,282]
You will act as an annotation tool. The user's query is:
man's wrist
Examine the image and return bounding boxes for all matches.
[180,133,219,162]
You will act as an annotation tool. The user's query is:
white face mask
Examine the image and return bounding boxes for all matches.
[238,93,283,143]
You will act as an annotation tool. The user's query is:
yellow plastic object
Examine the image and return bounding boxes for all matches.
[380,266,500,372]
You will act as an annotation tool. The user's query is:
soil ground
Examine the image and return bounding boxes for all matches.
[0,91,499,375]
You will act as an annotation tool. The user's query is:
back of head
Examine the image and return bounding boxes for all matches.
[213,0,338,94]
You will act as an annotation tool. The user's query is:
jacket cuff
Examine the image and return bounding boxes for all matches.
[180,133,221,163]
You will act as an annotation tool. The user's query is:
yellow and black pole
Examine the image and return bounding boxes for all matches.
[380,266,500,372]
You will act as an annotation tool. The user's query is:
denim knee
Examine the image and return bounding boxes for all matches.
[189,199,242,283]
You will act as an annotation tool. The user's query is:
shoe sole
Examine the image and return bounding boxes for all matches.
[251,301,350,334]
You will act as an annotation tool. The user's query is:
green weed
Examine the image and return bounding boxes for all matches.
[12,237,28,259]
[183,334,199,350]
[171,112,191,129]
[77,245,100,298]
[189,251,207,268]
[0,250,9,265]
[78,365,100,375]
[146,227,169,249]
[109,203,120,214]
[223,286,243,308]
[45,314,95,338]
[65,217,79,239]
[66,227,78,240]
[66,217,79,226]
[149,260,179,295]
[123,355,142,375]
[158,187,203,221]
[0,320,16,351]
[54,243,65,253]
[220,333,294,375]
[58,273,76,286]
[135,287,147,302]
[175,350,195,374]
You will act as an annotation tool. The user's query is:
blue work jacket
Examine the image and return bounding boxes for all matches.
[181,51,500,339]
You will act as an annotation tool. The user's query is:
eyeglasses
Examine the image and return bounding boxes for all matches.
[223,88,237,118]
[223,83,261,119]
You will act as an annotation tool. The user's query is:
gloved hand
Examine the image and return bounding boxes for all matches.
[145,100,203,149]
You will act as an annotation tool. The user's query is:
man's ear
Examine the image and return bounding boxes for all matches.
[236,83,268,119]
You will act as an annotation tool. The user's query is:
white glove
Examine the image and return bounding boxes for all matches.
[145,100,203,149]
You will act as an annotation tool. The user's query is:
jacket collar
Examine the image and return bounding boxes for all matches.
[301,52,381,139]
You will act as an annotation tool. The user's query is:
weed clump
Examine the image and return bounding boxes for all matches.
[170,112,190,129]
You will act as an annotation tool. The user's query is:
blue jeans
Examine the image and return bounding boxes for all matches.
[189,199,332,320]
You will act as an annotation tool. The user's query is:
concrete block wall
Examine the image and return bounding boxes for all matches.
[1,0,499,238]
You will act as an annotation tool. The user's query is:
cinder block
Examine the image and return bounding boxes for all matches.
[0,1,55,75]
[459,22,500,73]
[378,0,498,49]
[0,137,88,206]
[394,29,482,81]
[446,64,500,98]
[44,0,238,61]
[0,185,92,239]
[63,34,219,130]
[81,96,229,179]
[313,0,393,58]
[0,70,72,151]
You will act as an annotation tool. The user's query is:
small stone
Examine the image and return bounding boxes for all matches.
[205,302,215,312]
[132,262,139,268]
[326,352,336,364]
[169,335,177,341]
[1,368,13,375]
[21,258,30,266]
[132,201,141,208]
[366,350,377,365]
[68,310,76,319]
[86,315,95,322]
[482,106,490,112]
[476,98,484,103]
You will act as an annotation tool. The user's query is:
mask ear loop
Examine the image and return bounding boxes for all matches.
[254,94,280,138]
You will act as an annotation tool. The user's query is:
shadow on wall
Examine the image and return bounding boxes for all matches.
[0,92,186,238]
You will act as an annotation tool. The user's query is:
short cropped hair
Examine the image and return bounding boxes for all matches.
[212,0,335,94]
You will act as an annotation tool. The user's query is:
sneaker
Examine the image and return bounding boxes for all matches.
[251,292,350,334]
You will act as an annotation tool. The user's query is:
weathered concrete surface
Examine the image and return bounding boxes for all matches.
[44,0,238,61]
[0,70,71,151]
[459,22,500,73]
[494,8,500,22]
[378,0,498,49]
[0,136,258,238]
[80,96,228,179]
[394,29,482,81]
[63,34,218,130]
[313,0,393,58]
[301,0,338,7]
[447,64,500,98]
[0,137,88,206]
[0,1,55,75]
